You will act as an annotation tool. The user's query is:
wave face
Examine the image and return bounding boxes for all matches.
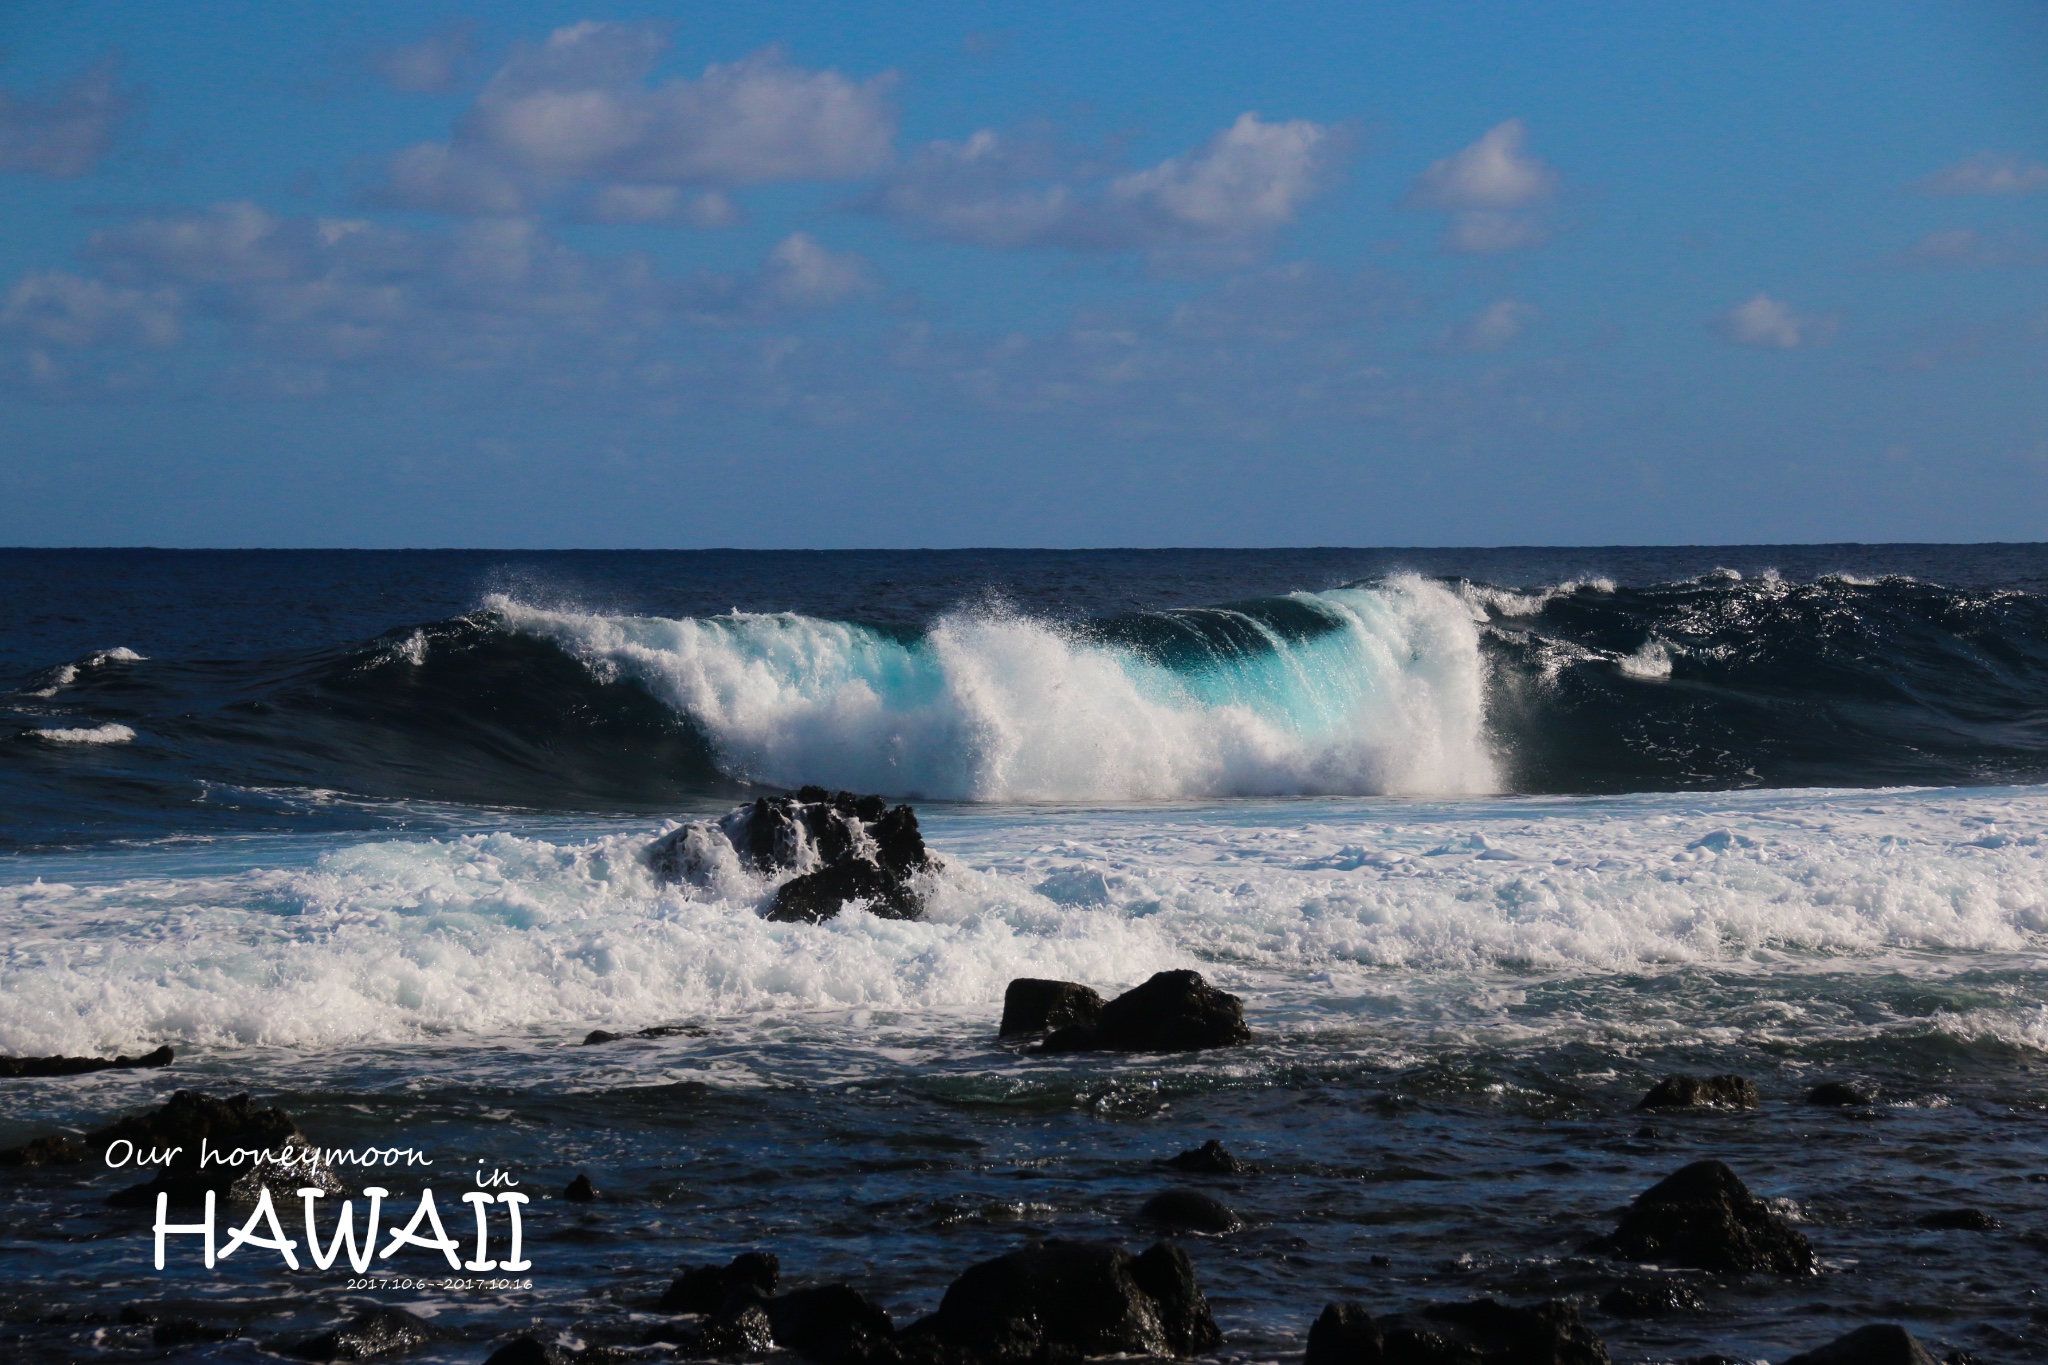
[492,579,1495,801]
[1477,571,2048,791]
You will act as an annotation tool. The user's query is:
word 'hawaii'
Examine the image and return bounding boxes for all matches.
[153,1187,530,1273]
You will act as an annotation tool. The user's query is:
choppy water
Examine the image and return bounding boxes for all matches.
[3,549,2046,1363]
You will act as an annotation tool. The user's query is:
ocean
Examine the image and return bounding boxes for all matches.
[2,546,2045,1363]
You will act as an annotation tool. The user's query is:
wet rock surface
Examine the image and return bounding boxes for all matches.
[1597,1281,1704,1317]
[1138,1188,1241,1232]
[1914,1208,1998,1231]
[660,1251,781,1312]
[1637,1075,1760,1111]
[1599,1159,1813,1274]
[1308,1297,1609,1365]
[1163,1138,1253,1174]
[647,790,939,923]
[998,978,1104,1038]
[1038,970,1252,1053]
[564,1172,597,1202]
[77,1090,346,1208]
[0,1044,173,1078]
[1784,1324,1941,1365]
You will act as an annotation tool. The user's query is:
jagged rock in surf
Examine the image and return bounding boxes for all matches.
[1163,1139,1253,1174]
[1783,1324,1941,1365]
[1598,1282,1704,1317]
[1916,1208,1999,1231]
[1637,1075,1759,1111]
[897,1238,1221,1361]
[79,1090,347,1208]
[1039,970,1252,1053]
[1806,1081,1875,1106]
[564,1172,597,1202]
[1599,1159,1813,1274]
[0,1044,174,1078]
[286,1305,439,1361]
[1138,1188,1241,1233]
[660,1251,782,1312]
[646,788,939,924]
[1307,1298,1610,1365]
[998,978,1105,1038]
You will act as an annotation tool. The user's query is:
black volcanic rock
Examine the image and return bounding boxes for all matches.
[485,1340,574,1365]
[0,1133,87,1166]
[1307,1298,1609,1365]
[1784,1325,1940,1365]
[0,1044,173,1078]
[999,979,1105,1038]
[1806,1081,1874,1106]
[1602,1159,1812,1274]
[1039,970,1252,1053]
[1637,1075,1759,1111]
[564,1173,597,1202]
[765,1285,895,1365]
[1164,1139,1252,1174]
[649,792,939,924]
[287,1305,438,1361]
[1138,1189,1240,1233]
[661,1251,782,1312]
[1307,1302,1384,1365]
[1916,1208,1999,1231]
[902,1238,1220,1361]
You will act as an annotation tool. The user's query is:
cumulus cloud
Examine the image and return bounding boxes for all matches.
[1917,152,2048,197]
[374,23,896,216]
[3,200,878,392]
[1402,119,1559,255]
[873,112,1336,263]
[1714,293,1833,350]
[582,184,741,227]
[1447,297,1537,351]
[0,59,133,179]
[372,25,475,94]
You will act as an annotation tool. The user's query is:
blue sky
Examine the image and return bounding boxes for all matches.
[1,1,2045,547]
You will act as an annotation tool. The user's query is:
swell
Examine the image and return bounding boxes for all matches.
[10,571,2048,841]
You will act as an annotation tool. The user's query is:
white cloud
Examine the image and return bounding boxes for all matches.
[376,24,896,216]
[6,201,878,389]
[1917,152,2048,197]
[1714,293,1833,350]
[1900,227,2047,269]
[373,25,475,94]
[1,272,180,347]
[0,59,132,179]
[1448,297,1537,351]
[874,113,1336,262]
[584,184,741,227]
[1402,120,1559,255]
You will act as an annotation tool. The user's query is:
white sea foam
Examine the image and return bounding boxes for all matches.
[1616,640,1674,679]
[3,787,2046,1058]
[23,647,144,698]
[27,722,136,744]
[489,578,1496,801]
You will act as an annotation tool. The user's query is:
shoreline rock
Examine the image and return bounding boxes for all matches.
[1163,1139,1253,1174]
[1637,1075,1759,1111]
[1036,970,1252,1053]
[0,1044,174,1078]
[998,979,1104,1038]
[1308,1297,1609,1365]
[1598,1159,1813,1274]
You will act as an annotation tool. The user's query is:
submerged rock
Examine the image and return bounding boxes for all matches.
[1601,1159,1813,1274]
[999,979,1105,1038]
[1307,1298,1609,1365]
[1139,1189,1241,1233]
[0,1044,173,1078]
[1163,1139,1253,1174]
[1637,1075,1759,1111]
[902,1238,1221,1361]
[647,790,939,924]
[86,1090,347,1209]
[564,1173,597,1202]
[286,1305,438,1361]
[1598,1282,1704,1317]
[1806,1081,1875,1106]
[1784,1325,1940,1365]
[1916,1208,1999,1231]
[1039,970,1252,1053]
